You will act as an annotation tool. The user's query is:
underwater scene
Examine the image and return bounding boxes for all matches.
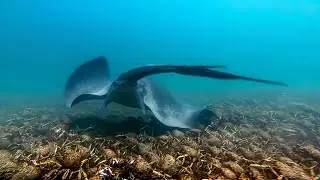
[0,1,320,179]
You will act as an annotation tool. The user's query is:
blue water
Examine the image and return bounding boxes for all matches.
[0,0,319,100]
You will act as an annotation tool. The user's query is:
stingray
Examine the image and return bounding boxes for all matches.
[64,56,287,129]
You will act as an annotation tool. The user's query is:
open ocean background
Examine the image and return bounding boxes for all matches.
[0,0,319,104]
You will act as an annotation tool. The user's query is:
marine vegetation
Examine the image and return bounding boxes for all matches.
[0,92,319,179]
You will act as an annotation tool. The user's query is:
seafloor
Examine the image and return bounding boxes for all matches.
[0,92,319,180]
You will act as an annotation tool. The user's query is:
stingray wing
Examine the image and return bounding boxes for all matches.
[64,56,111,108]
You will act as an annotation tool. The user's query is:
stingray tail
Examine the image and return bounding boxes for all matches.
[208,69,288,86]
[177,67,288,87]
[192,65,227,69]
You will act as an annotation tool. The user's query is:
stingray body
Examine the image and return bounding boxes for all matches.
[65,56,287,129]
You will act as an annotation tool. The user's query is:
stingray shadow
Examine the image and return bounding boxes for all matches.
[66,114,187,136]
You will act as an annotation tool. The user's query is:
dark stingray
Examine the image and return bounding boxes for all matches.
[64,56,287,129]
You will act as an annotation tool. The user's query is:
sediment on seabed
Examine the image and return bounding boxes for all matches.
[0,94,319,179]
